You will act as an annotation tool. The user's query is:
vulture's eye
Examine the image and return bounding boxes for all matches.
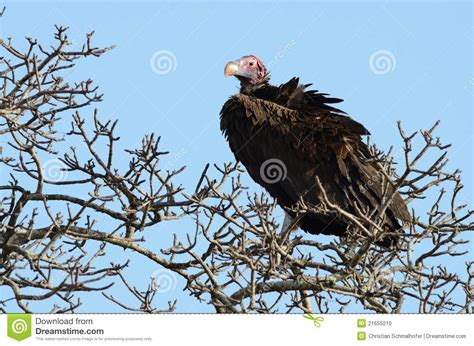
[249,61,255,67]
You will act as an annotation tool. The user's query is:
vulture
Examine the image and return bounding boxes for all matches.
[220,55,410,247]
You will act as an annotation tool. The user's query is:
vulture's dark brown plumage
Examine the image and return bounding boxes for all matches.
[220,59,409,247]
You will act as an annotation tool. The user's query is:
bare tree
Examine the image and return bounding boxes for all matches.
[1,21,472,313]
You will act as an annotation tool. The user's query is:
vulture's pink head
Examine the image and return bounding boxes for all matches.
[224,55,268,87]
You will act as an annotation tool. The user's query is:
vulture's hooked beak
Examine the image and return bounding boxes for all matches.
[224,61,240,78]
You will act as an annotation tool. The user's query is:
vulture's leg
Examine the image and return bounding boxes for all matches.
[275,213,297,269]
[281,213,294,234]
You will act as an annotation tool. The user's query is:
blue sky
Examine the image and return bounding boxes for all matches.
[1,1,472,312]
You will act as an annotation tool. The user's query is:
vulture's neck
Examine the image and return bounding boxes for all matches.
[239,82,270,96]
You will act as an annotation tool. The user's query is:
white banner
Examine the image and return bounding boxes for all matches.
[0,314,472,345]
